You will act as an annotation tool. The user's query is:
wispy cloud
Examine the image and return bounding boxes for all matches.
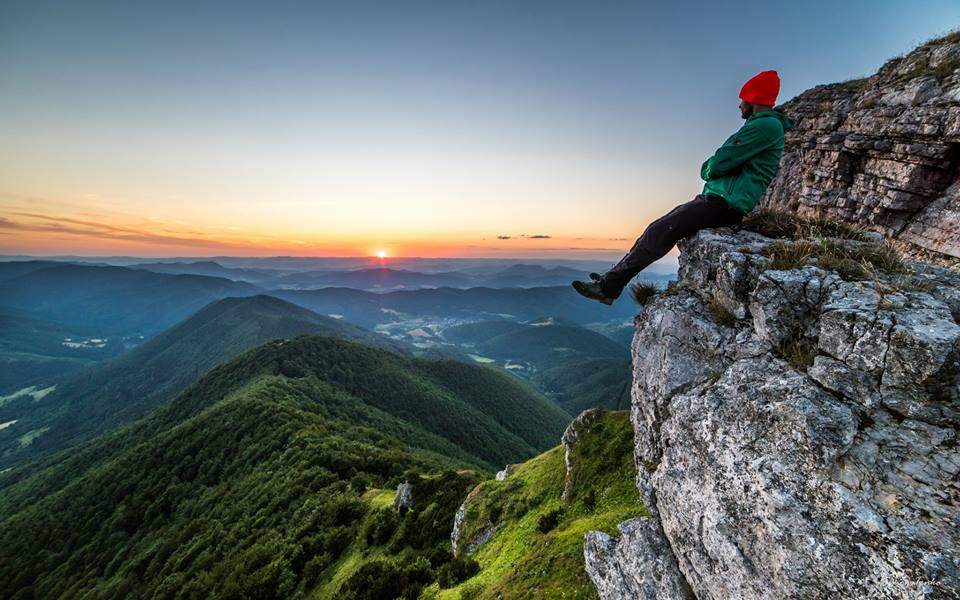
[0,215,240,249]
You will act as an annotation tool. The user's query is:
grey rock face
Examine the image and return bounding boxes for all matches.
[584,518,694,600]
[394,481,414,514]
[562,408,602,501]
[450,484,499,557]
[759,35,960,259]
[586,229,960,600]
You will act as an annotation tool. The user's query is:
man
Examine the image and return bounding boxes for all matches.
[573,70,794,305]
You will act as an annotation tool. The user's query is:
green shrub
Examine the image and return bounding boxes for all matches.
[363,508,400,546]
[436,555,480,588]
[537,507,563,533]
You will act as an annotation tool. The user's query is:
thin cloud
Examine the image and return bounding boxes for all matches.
[0,216,241,249]
[497,235,512,240]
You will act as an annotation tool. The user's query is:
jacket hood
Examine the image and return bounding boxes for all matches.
[751,107,795,132]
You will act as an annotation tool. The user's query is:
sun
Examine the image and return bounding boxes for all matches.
[375,250,388,259]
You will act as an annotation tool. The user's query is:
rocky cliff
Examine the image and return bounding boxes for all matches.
[581,33,960,600]
[582,219,960,600]
[760,32,960,260]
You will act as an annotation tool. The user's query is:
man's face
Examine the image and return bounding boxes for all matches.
[739,99,753,119]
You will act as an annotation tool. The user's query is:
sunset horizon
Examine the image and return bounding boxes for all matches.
[3,2,957,260]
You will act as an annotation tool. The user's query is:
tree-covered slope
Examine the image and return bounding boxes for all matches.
[531,357,632,415]
[0,295,407,469]
[0,335,572,598]
[441,318,632,415]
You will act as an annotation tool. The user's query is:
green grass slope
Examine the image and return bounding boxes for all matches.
[0,335,573,598]
[432,410,647,600]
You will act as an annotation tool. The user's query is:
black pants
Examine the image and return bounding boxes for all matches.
[600,194,744,299]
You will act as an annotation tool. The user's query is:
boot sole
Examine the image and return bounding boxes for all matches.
[572,281,614,305]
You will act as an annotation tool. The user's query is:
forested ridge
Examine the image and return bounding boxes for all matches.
[0,335,570,598]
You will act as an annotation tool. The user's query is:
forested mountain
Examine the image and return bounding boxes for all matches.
[0,295,407,469]
[0,334,570,598]
[441,317,631,414]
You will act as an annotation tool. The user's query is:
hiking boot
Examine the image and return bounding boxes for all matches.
[589,272,603,282]
[572,280,614,305]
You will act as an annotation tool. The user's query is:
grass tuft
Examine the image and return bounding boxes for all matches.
[759,235,911,283]
[629,282,660,306]
[763,240,818,270]
[707,295,736,327]
[777,332,817,372]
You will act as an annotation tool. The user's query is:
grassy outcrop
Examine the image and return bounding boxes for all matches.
[432,410,646,600]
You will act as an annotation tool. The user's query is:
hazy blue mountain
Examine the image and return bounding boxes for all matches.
[0,309,135,395]
[0,295,406,468]
[132,260,279,283]
[0,263,261,335]
[439,316,632,413]
[0,260,77,282]
[270,267,474,290]
[483,264,589,287]
[443,316,626,363]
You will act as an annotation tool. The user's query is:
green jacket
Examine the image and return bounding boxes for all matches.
[700,108,794,214]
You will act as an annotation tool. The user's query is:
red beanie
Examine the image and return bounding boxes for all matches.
[739,70,780,106]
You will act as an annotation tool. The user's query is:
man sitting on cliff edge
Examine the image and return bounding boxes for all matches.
[573,70,795,305]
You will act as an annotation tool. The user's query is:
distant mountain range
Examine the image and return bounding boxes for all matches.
[1,256,677,291]
[272,285,641,329]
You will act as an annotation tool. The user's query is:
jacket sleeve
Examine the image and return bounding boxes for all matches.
[701,121,778,180]
[700,157,714,181]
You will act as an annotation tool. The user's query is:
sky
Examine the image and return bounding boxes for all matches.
[1,0,958,259]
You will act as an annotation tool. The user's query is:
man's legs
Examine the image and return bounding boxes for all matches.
[598,194,743,299]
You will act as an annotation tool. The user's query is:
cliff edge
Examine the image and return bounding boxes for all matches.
[760,32,960,261]
[584,223,959,599]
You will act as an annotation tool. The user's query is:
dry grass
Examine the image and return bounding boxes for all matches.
[763,240,818,270]
[740,209,868,241]
[778,332,817,372]
[629,282,660,306]
[760,236,911,282]
[707,295,736,327]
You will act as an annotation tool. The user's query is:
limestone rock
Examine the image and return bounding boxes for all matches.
[584,518,693,600]
[586,229,960,600]
[394,481,413,515]
[759,34,960,259]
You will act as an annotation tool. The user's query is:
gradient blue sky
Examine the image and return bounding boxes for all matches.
[1,0,957,258]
